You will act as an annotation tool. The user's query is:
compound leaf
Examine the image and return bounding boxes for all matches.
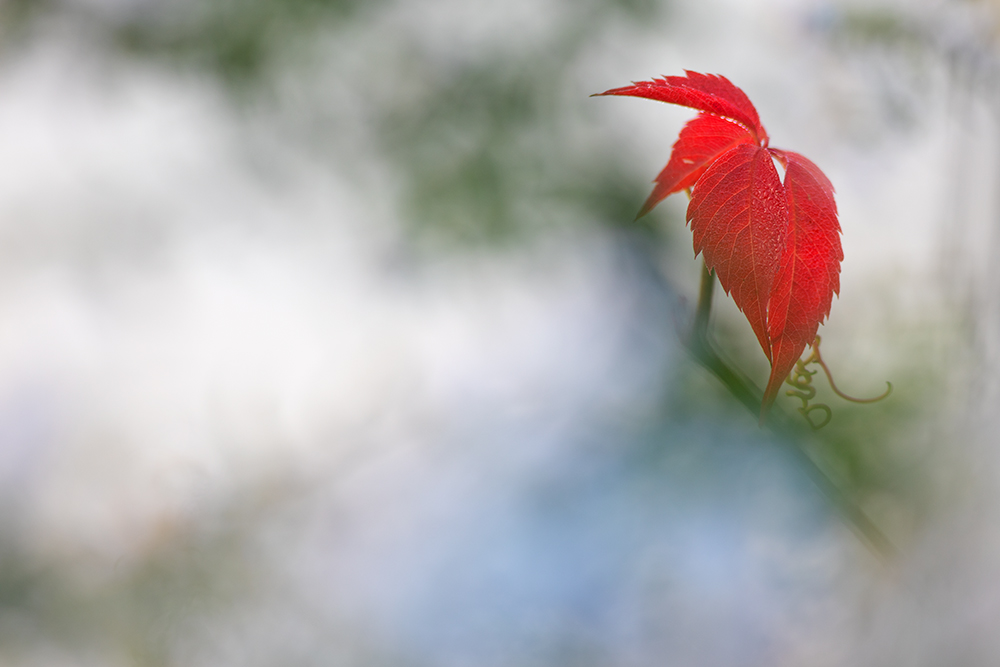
[596,72,844,423]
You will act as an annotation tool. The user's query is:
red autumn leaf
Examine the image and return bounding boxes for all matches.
[762,150,843,411]
[688,142,787,360]
[637,113,755,218]
[596,71,767,144]
[596,72,843,422]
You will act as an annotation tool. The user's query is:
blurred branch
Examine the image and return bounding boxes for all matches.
[684,260,898,563]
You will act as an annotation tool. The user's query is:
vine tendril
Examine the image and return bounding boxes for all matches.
[785,336,892,429]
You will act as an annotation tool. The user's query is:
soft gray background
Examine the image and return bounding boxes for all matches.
[0,0,994,664]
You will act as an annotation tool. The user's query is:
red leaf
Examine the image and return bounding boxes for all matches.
[596,72,844,423]
[596,71,767,144]
[688,143,787,360]
[762,150,843,414]
[637,113,755,218]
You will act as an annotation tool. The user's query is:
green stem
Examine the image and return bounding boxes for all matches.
[688,262,763,415]
[692,261,715,342]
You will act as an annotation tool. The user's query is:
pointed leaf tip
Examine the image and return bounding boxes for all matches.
[596,72,767,144]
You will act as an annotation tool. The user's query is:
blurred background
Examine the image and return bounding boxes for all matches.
[0,0,994,664]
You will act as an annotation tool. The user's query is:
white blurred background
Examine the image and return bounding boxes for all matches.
[0,0,995,664]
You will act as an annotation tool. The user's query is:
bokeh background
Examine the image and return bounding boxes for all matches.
[0,0,996,664]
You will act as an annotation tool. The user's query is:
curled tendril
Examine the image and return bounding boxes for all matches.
[786,358,832,429]
[785,336,892,429]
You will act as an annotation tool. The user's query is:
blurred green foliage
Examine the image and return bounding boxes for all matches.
[379,52,656,245]
[105,0,671,244]
[115,0,375,82]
